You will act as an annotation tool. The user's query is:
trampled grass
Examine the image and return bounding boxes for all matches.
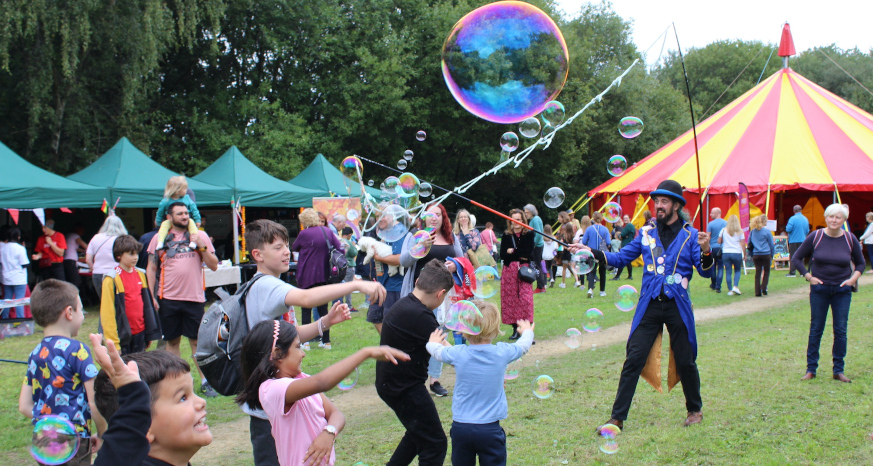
[2,270,872,464]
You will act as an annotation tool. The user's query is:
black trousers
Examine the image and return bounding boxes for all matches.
[378,384,447,466]
[753,255,771,295]
[300,282,330,343]
[532,245,546,289]
[587,262,607,291]
[39,262,65,281]
[250,416,280,466]
[614,263,633,279]
[611,298,702,420]
[63,259,81,287]
[450,421,506,466]
[788,242,802,274]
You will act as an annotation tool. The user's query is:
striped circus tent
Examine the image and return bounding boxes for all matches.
[588,66,873,231]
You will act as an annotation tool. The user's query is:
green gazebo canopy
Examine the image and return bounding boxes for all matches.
[193,146,320,207]
[288,153,382,203]
[67,138,231,207]
[0,140,109,208]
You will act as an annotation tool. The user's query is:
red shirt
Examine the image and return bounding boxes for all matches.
[118,267,145,334]
[36,232,67,264]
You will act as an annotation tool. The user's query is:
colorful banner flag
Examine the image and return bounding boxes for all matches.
[101,199,109,214]
[312,197,363,239]
[738,182,750,242]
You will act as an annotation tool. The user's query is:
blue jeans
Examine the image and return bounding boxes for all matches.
[2,284,26,319]
[709,248,724,290]
[807,284,852,374]
[450,421,506,466]
[722,253,743,289]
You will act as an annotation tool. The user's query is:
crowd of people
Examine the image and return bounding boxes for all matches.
[9,173,873,465]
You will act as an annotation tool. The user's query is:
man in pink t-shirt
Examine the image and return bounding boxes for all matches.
[146,202,219,396]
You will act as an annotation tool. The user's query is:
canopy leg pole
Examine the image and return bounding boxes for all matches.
[765,184,771,217]
[232,199,240,265]
[631,196,652,223]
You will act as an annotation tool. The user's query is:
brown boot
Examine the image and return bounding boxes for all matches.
[595,418,623,434]
[800,372,816,381]
[833,373,852,383]
[684,411,703,427]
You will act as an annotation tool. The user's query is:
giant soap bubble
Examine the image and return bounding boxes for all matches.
[441,1,570,124]
[377,204,411,243]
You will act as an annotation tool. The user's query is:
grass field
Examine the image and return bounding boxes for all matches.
[3,269,873,464]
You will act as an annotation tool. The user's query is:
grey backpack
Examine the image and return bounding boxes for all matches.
[195,274,265,396]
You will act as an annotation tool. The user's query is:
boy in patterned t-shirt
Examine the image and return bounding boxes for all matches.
[19,279,107,465]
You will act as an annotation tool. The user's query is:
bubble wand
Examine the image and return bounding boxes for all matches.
[673,23,705,232]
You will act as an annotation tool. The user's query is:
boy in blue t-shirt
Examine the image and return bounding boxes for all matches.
[19,279,107,464]
[427,300,534,465]
[366,232,406,334]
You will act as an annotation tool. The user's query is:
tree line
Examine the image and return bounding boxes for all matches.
[1,0,870,221]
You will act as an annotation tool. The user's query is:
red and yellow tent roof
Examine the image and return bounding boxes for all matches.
[590,67,873,197]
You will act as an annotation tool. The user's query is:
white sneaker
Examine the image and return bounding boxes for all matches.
[575,281,581,288]
[319,342,332,350]
[600,291,607,297]
[302,342,310,351]
[587,289,593,298]
[732,287,741,295]
[727,291,734,296]
[559,283,566,288]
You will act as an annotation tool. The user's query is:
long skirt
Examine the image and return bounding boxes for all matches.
[500,261,534,325]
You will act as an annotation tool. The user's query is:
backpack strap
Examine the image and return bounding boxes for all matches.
[238,273,267,332]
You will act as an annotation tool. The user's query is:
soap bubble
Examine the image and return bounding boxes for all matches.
[404,149,414,161]
[500,132,520,152]
[607,155,627,177]
[416,130,427,141]
[519,117,541,138]
[532,374,554,399]
[541,100,566,124]
[472,266,500,298]
[383,176,399,192]
[419,182,433,197]
[599,424,621,455]
[367,179,374,186]
[573,250,596,275]
[602,202,622,223]
[397,159,408,170]
[338,366,360,390]
[396,173,420,198]
[441,2,569,124]
[445,300,483,335]
[409,230,433,259]
[341,156,363,178]
[618,116,643,139]
[564,328,582,349]
[31,415,79,465]
[583,308,603,332]
[543,187,565,209]
[542,124,555,137]
[420,211,439,231]
[505,358,522,380]
[376,204,410,243]
[614,285,638,312]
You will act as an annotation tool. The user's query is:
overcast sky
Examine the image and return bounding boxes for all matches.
[556,0,873,63]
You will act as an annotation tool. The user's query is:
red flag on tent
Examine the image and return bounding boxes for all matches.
[101,199,109,214]
[778,23,796,57]
[60,208,72,213]
[7,209,18,224]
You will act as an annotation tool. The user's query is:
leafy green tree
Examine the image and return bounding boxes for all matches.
[793,46,873,113]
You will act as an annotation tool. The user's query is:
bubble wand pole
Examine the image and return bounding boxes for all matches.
[673,23,705,232]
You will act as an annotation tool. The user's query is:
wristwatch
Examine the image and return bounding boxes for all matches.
[323,425,337,437]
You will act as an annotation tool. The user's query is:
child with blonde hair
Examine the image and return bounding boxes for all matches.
[427,300,533,465]
[155,176,200,249]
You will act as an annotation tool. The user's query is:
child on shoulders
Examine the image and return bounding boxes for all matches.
[237,319,408,466]
[155,176,200,249]
[19,279,107,464]
[427,301,534,466]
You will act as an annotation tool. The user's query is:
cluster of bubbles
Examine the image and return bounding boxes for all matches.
[599,424,621,454]
[445,300,484,335]
[583,308,603,333]
[472,265,500,298]
[543,187,565,209]
[532,374,555,399]
[614,285,638,312]
[31,415,79,465]
[441,1,569,124]
[338,367,361,390]
[564,328,582,349]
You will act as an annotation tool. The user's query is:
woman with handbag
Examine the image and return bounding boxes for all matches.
[399,201,461,397]
[792,204,865,383]
[291,208,346,350]
[454,209,496,269]
[748,215,775,296]
[500,209,535,340]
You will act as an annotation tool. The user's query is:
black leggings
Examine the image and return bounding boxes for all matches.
[614,263,633,278]
[545,259,555,280]
[300,283,330,343]
[588,262,606,291]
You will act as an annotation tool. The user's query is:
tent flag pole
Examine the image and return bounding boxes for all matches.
[232,197,240,265]
[765,184,771,217]
[673,23,705,232]
[632,196,652,223]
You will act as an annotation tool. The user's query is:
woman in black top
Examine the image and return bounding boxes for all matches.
[500,208,535,339]
[791,204,865,383]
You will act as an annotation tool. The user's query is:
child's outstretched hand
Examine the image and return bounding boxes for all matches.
[325,302,351,327]
[366,346,410,365]
[429,328,450,346]
[516,320,535,335]
[88,334,140,389]
[303,431,334,466]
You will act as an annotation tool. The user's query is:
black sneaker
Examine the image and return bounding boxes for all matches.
[430,382,449,397]
[201,381,219,398]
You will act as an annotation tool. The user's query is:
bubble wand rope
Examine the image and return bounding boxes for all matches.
[672,23,705,232]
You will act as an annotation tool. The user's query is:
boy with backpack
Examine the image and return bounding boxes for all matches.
[200,219,385,466]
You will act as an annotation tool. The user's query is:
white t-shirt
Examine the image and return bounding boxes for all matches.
[64,233,81,261]
[86,233,119,274]
[241,272,297,419]
[1,242,30,286]
[542,240,558,260]
[719,229,745,254]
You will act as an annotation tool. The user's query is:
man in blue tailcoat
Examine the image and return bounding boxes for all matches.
[572,180,714,431]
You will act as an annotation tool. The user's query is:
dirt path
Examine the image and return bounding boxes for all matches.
[194,277,868,464]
